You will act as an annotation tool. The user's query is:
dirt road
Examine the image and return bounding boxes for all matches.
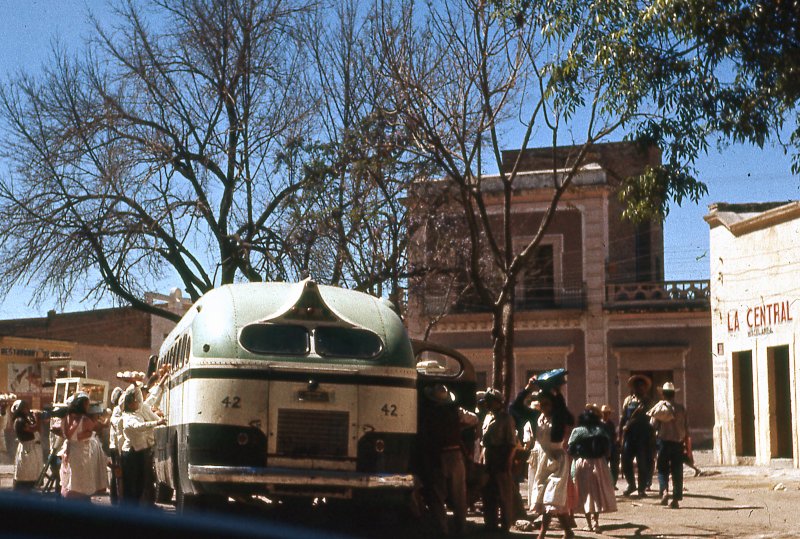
[2,451,799,538]
[500,451,800,538]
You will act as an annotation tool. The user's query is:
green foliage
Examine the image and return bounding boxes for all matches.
[619,164,708,221]
[490,0,799,219]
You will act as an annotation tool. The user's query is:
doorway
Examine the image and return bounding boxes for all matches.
[768,346,794,459]
[732,351,756,457]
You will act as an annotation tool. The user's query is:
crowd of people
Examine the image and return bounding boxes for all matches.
[2,361,691,537]
[419,370,692,536]
[3,363,170,507]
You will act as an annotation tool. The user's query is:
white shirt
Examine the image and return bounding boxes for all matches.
[145,385,163,409]
[109,405,123,451]
[121,410,160,452]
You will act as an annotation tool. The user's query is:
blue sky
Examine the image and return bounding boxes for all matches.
[0,0,797,318]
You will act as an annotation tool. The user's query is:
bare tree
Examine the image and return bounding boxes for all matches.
[377,0,709,397]
[290,0,425,310]
[0,0,419,320]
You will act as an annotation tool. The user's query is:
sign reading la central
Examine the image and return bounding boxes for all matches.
[727,299,794,336]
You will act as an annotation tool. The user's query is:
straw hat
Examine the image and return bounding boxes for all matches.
[424,383,455,404]
[483,388,504,403]
[660,381,679,393]
[627,374,652,391]
[585,402,601,416]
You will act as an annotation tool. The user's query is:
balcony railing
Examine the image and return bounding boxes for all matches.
[423,284,586,316]
[421,280,709,316]
[604,280,710,311]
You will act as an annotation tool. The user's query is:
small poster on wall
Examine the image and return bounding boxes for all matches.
[8,363,42,394]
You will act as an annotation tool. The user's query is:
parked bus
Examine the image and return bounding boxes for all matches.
[152,279,473,512]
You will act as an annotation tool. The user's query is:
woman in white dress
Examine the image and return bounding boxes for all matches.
[530,390,575,539]
[60,392,103,500]
[523,410,542,513]
[88,403,110,494]
[11,400,44,491]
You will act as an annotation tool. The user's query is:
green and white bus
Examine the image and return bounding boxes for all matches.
[152,279,467,512]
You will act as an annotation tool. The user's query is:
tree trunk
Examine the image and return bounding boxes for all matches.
[491,288,516,403]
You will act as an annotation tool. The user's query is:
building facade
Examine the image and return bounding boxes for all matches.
[0,289,191,397]
[407,142,714,444]
[706,201,800,466]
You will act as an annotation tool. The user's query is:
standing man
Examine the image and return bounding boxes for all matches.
[600,405,619,488]
[648,382,689,509]
[481,388,517,532]
[419,383,478,536]
[619,374,654,497]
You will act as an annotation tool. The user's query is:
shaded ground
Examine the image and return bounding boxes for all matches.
[2,451,799,538]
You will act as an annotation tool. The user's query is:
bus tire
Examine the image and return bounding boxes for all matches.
[175,478,208,513]
[176,486,225,513]
[155,481,173,504]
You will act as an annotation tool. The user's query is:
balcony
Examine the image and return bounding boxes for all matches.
[423,284,586,316]
[604,280,710,311]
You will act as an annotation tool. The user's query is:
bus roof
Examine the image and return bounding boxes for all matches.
[166,281,414,367]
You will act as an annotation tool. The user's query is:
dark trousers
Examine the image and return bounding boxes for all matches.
[121,449,147,505]
[109,451,122,505]
[429,450,468,535]
[622,434,652,493]
[609,444,620,485]
[657,440,684,501]
[483,447,513,530]
[141,448,155,505]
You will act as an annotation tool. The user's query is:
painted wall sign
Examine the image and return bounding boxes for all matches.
[8,363,42,393]
[727,300,794,335]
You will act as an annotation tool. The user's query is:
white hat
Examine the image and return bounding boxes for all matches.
[10,399,25,416]
[661,381,678,393]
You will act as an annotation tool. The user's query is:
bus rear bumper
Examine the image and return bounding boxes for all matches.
[188,464,417,489]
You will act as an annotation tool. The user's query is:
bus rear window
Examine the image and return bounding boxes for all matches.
[240,324,310,356]
[315,327,383,359]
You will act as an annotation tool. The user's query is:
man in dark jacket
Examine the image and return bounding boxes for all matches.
[619,374,654,497]
[419,383,478,536]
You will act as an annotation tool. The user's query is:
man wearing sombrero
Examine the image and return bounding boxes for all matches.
[619,374,654,497]
[648,382,689,509]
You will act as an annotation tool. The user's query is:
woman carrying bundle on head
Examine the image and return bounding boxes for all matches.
[60,392,107,500]
[11,399,44,492]
[567,404,617,532]
[529,387,576,539]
